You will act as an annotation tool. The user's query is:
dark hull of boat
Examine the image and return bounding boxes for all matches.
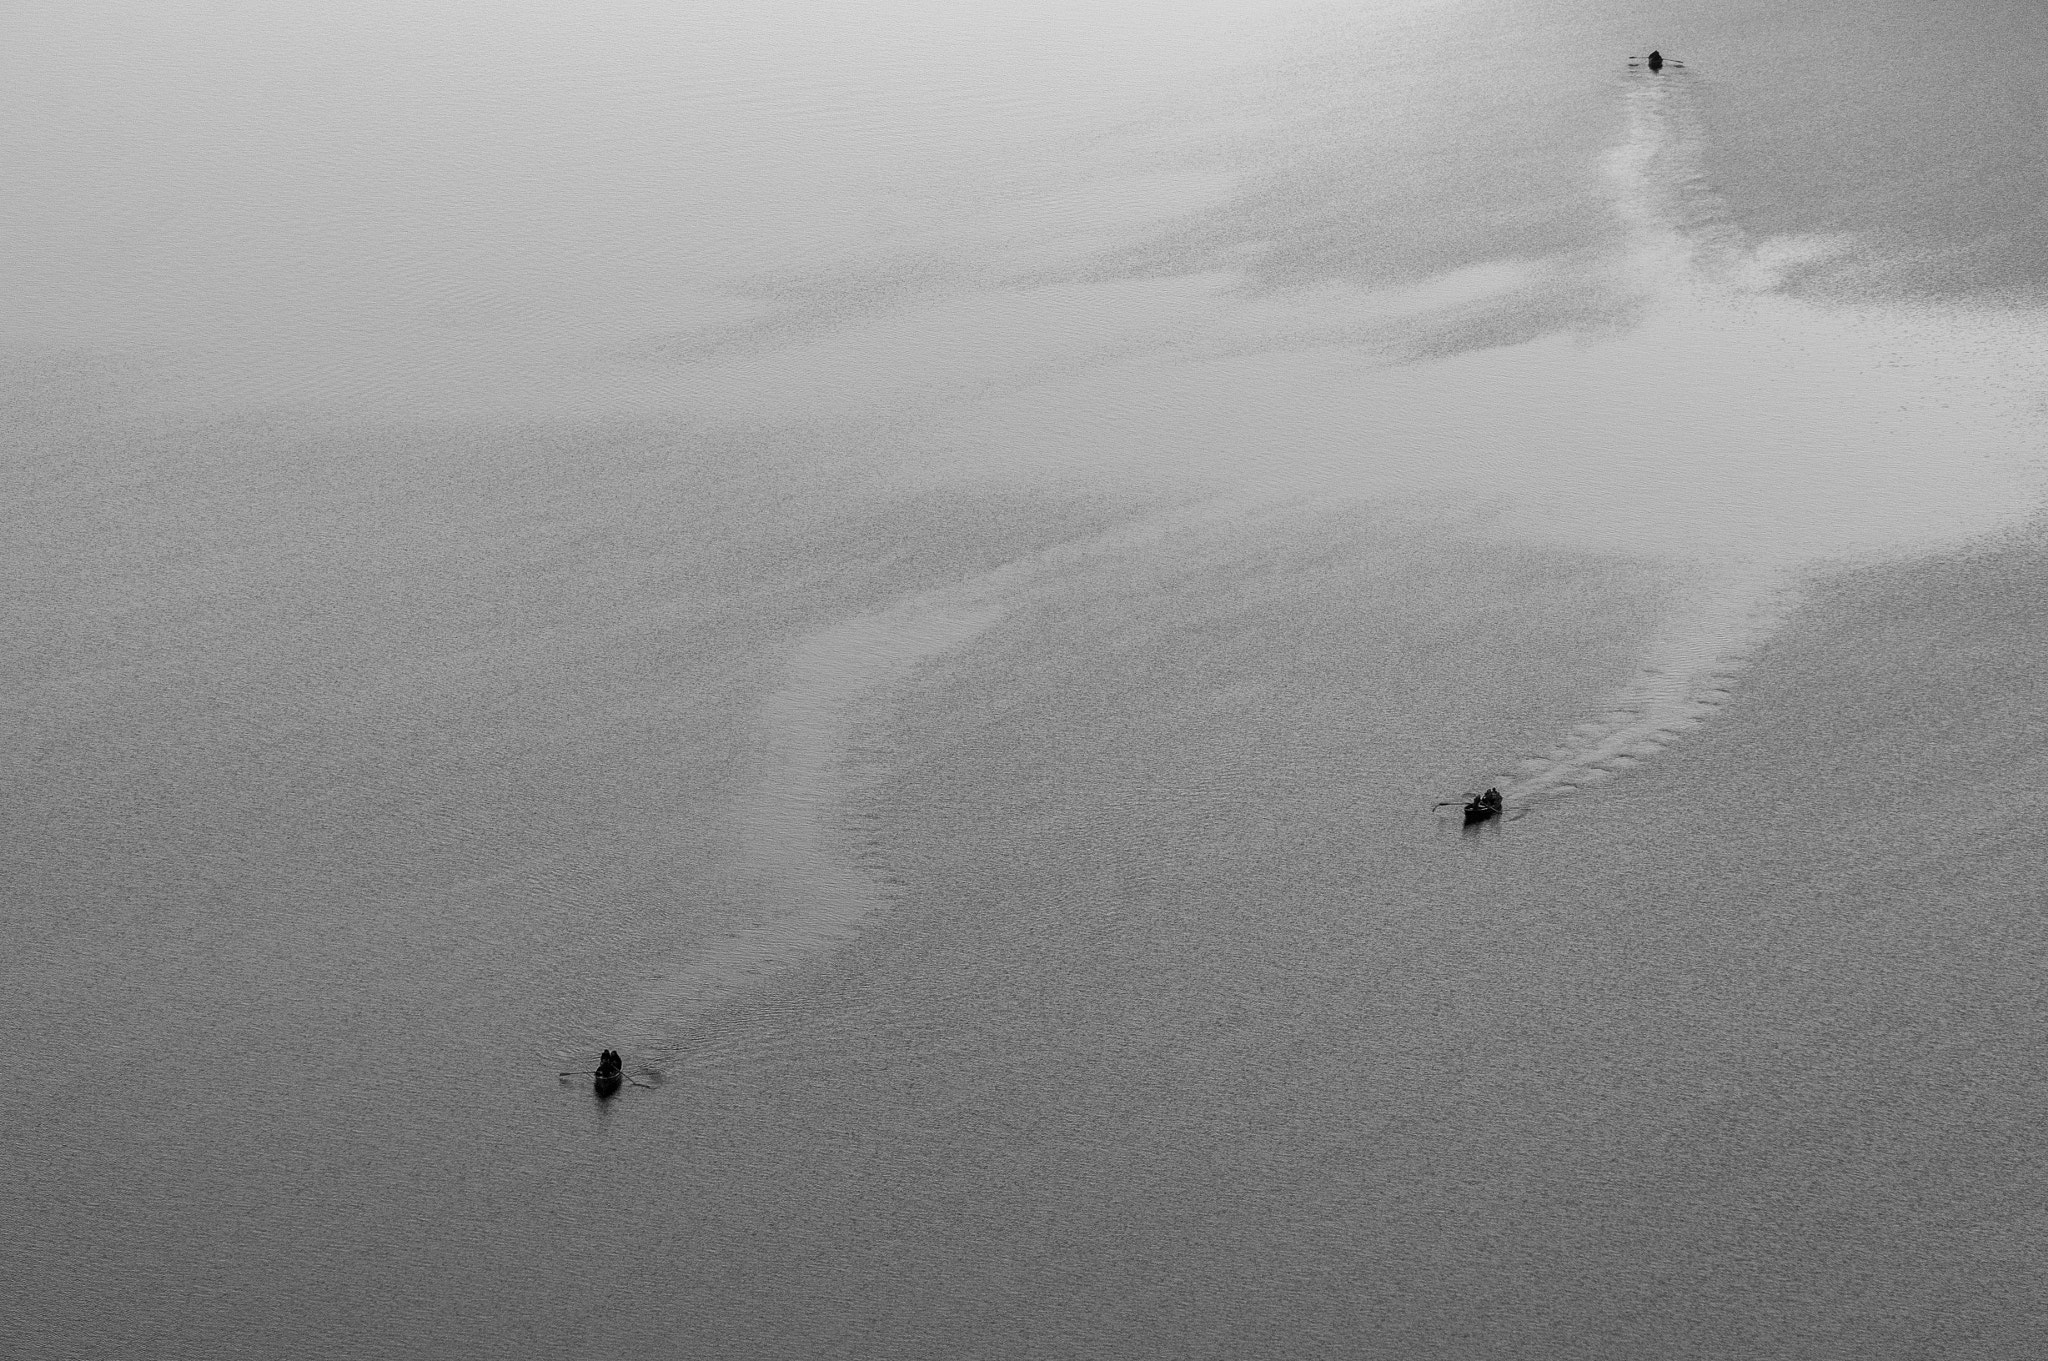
[593,1072,623,1098]
[1463,806,1500,826]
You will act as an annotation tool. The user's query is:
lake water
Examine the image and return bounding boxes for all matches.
[8,1,2048,1355]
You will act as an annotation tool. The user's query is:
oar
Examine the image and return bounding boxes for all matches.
[560,1052,625,1077]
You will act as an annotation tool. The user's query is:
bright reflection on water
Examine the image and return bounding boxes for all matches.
[7,0,2048,1355]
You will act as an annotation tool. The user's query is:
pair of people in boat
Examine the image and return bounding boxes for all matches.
[1466,787,1504,820]
[596,1049,623,1079]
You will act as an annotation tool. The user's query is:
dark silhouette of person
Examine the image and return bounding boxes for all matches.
[1647,50,1664,72]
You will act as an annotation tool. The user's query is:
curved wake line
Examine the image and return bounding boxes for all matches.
[620,495,1279,1065]
[620,599,1000,1062]
[1605,72,1849,297]
[1490,75,1854,812]
[1482,72,2039,812]
[1496,566,1797,809]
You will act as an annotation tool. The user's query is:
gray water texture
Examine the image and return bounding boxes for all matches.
[9,0,2048,1356]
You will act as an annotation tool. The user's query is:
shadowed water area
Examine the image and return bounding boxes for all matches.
[7,1,2048,1356]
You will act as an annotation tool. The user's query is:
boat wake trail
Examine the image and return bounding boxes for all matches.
[1452,80,1808,812]
[1479,73,1882,813]
[615,594,997,1071]
[620,497,1271,1067]
[1473,68,2043,813]
[1495,566,1795,810]
[1606,67,1852,300]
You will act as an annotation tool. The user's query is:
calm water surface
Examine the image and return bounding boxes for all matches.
[7,1,2048,1355]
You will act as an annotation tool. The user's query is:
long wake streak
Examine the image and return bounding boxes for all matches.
[1484,70,2037,812]
[1485,75,1838,812]
[1498,566,1794,808]
[619,497,1277,1065]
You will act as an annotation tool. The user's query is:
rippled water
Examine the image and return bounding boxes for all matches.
[8,1,2048,1355]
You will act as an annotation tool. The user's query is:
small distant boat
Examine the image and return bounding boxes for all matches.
[594,1049,624,1098]
[1647,49,1664,72]
[1462,788,1504,826]
[1434,786,1506,826]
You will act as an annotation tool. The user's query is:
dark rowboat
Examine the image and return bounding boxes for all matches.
[594,1049,625,1099]
[1463,788,1504,826]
